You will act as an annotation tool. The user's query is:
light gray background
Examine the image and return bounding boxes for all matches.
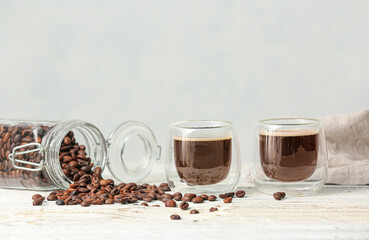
[0,0,368,175]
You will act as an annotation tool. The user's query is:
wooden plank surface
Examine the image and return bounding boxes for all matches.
[0,182,368,240]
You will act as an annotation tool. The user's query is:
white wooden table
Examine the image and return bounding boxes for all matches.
[0,175,368,240]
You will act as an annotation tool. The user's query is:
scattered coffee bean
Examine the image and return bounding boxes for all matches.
[173,192,183,201]
[200,195,208,200]
[273,192,286,200]
[223,197,233,203]
[152,205,160,207]
[225,192,235,197]
[208,195,217,201]
[190,209,199,214]
[184,193,196,200]
[170,214,181,220]
[219,193,227,199]
[192,196,204,203]
[81,200,91,207]
[105,199,115,204]
[182,196,193,202]
[32,194,43,200]
[141,202,148,206]
[56,199,65,205]
[92,199,104,205]
[173,195,182,201]
[142,196,152,202]
[47,195,58,201]
[209,207,218,212]
[165,199,176,207]
[160,183,171,191]
[179,201,189,210]
[236,190,245,198]
[32,198,43,206]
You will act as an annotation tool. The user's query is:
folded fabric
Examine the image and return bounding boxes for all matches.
[322,110,369,185]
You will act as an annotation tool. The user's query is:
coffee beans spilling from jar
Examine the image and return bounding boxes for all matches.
[30,131,250,220]
[59,131,93,182]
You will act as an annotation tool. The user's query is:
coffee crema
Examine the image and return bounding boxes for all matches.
[174,136,232,185]
[259,130,318,182]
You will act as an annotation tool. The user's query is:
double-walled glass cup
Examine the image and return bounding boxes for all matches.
[253,118,328,196]
[166,120,241,194]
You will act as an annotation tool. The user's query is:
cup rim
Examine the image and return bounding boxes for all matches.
[171,120,233,129]
[257,117,320,127]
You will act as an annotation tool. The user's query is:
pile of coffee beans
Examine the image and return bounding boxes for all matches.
[0,124,51,188]
[33,172,246,209]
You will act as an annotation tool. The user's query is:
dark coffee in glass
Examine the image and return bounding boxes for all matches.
[259,130,318,182]
[174,137,232,185]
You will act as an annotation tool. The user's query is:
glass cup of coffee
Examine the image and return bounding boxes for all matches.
[166,120,241,194]
[253,118,328,196]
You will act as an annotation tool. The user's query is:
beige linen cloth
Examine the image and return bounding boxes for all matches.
[322,110,369,185]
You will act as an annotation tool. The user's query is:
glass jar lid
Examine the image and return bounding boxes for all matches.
[106,121,161,183]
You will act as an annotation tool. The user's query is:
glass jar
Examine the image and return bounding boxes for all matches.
[253,118,328,196]
[0,119,160,190]
[166,120,241,194]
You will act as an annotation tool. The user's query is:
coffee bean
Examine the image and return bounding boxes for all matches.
[63,137,72,145]
[190,209,199,214]
[128,197,138,203]
[225,192,235,198]
[56,199,65,205]
[273,192,286,200]
[223,197,233,203]
[219,194,227,199]
[141,202,148,206]
[159,183,170,190]
[80,166,91,174]
[161,193,173,199]
[200,195,208,200]
[152,205,160,207]
[116,197,128,204]
[33,198,43,206]
[209,207,218,212]
[157,188,165,195]
[184,193,196,199]
[208,195,217,201]
[94,167,102,175]
[91,199,104,205]
[68,161,78,168]
[47,195,58,201]
[105,199,114,204]
[173,195,182,201]
[179,201,189,210]
[165,199,176,208]
[182,196,192,202]
[81,200,91,207]
[99,179,109,186]
[68,200,80,205]
[170,214,181,220]
[191,196,204,203]
[32,194,43,200]
[236,190,245,198]
[143,196,152,202]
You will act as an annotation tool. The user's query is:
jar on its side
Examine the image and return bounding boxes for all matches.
[0,119,160,190]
